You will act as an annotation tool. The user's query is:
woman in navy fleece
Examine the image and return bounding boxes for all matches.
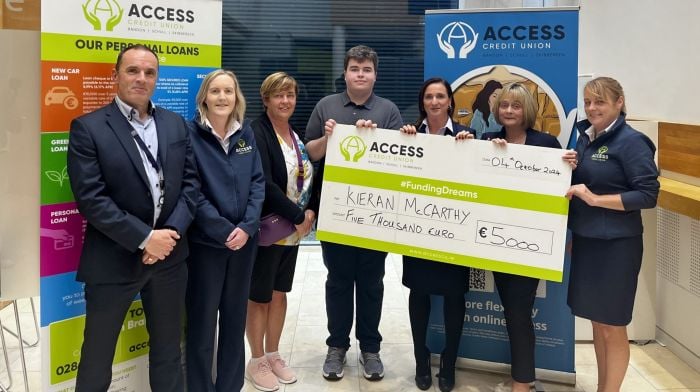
[185,69,265,392]
[566,77,659,392]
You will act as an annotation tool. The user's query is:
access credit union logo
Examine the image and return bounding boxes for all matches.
[339,136,367,162]
[82,0,124,32]
[437,21,479,59]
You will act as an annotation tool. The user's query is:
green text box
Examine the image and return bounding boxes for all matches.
[42,132,75,205]
[323,165,569,215]
[41,33,220,67]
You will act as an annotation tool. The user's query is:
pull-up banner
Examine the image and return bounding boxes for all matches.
[424,7,578,383]
[40,0,221,390]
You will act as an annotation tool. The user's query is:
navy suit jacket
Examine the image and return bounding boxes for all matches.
[417,121,476,137]
[67,100,199,284]
[481,127,561,149]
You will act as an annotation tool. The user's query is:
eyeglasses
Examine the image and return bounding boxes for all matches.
[498,101,523,111]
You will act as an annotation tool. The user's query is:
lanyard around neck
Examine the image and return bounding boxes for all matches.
[286,127,304,193]
[131,129,165,207]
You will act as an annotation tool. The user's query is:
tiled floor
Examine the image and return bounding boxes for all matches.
[2,246,700,391]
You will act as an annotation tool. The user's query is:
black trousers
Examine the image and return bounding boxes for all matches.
[321,241,386,353]
[494,272,539,383]
[408,290,465,375]
[76,262,187,392]
[185,241,256,392]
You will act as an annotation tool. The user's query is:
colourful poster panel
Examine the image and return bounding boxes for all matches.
[40,0,221,390]
[424,7,578,382]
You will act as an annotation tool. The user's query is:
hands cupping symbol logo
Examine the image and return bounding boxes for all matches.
[339,136,367,162]
[82,0,124,32]
[437,21,478,59]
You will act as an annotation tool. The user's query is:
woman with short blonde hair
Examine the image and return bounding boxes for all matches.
[245,71,318,391]
[566,76,658,392]
[484,81,576,392]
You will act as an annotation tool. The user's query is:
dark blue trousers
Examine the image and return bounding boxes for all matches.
[494,272,539,383]
[76,262,187,392]
[185,241,256,392]
[321,241,386,353]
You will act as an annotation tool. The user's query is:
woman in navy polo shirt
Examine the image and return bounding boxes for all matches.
[566,77,659,392]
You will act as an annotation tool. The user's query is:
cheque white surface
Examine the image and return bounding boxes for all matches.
[316,125,571,281]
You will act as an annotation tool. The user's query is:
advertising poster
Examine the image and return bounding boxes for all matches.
[40,0,221,390]
[424,8,578,383]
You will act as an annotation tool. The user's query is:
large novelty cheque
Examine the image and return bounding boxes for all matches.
[316,125,571,282]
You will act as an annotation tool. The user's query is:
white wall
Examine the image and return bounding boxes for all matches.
[0,29,40,299]
[579,0,700,125]
[461,1,700,125]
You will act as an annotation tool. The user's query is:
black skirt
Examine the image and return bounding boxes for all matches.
[402,256,469,296]
[567,234,643,326]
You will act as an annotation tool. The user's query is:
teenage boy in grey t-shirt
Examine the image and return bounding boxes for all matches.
[305,45,402,382]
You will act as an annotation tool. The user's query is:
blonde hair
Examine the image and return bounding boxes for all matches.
[492,82,538,130]
[195,69,246,128]
[260,72,298,106]
[584,76,627,113]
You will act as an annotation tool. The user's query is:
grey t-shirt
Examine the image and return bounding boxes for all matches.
[304,91,403,151]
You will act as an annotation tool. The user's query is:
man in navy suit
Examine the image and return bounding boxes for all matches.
[67,44,199,392]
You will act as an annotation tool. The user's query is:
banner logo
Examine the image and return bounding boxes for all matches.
[82,0,124,31]
[437,21,478,59]
[340,136,367,162]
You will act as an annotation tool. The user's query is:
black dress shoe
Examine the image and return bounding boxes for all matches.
[414,374,432,390]
[437,352,456,392]
[437,373,455,392]
[414,349,432,390]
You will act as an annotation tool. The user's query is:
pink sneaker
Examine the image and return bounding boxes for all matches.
[267,352,297,384]
[246,357,279,391]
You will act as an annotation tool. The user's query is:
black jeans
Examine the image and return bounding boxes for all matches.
[321,241,386,353]
[494,272,540,383]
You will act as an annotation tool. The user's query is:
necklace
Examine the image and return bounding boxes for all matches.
[506,133,526,144]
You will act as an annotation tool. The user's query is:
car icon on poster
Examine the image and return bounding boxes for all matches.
[45,86,79,110]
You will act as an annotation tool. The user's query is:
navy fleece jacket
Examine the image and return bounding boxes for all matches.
[187,118,265,248]
[569,114,659,239]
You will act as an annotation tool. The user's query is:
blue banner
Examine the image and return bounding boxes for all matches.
[424,7,578,381]
[425,8,578,146]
